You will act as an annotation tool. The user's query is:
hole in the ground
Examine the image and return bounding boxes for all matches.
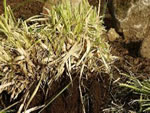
[124,41,142,57]
[103,17,114,30]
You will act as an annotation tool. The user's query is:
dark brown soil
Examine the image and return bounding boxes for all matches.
[110,39,150,79]
[30,74,110,113]
[0,0,44,19]
[106,38,150,112]
[0,0,150,113]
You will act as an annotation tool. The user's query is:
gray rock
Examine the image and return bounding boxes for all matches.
[108,0,150,58]
[108,0,150,41]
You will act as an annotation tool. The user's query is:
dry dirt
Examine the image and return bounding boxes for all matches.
[0,0,150,113]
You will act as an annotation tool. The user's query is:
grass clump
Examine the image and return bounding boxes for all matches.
[0,0,114,112]
[120,74,150,112]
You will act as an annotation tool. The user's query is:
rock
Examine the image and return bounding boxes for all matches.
[108,0,150,41]
[101,28,120,42]
[108,0,150,58]
[140,37,150,59]
[107,28,120,42]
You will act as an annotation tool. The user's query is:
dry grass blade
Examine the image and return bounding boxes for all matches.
[0,82,14,93]
[25,73,44,111]
[38,78,74,113]
[17,92,29,113]
[0,101,20,113]
[79,84,86,113]
[22,105,44,113]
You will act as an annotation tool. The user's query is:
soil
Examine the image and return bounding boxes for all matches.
[0,0,150,113]
[0,0,44,19]
[110,39,150,79]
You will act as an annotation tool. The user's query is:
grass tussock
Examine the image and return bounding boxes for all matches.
[0,0,114,112]
[120,74,150,112]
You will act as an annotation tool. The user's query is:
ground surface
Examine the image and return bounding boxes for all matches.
[0,0,43,19]
[0,0,150,113]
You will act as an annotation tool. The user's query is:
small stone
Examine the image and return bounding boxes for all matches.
[107,28,120,42]
[140,37,150,59]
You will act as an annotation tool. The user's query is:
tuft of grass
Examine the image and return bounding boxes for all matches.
[120,74,150,112]
[0,0,114,112]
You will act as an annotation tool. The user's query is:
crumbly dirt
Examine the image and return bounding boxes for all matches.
[110,38,150,79]
[0,0,150,113]
[0,0,44,19]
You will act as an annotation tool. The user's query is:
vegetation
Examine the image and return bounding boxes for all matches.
[120,74,150,112]
[1,0,149,113]
[0,0,114,112]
